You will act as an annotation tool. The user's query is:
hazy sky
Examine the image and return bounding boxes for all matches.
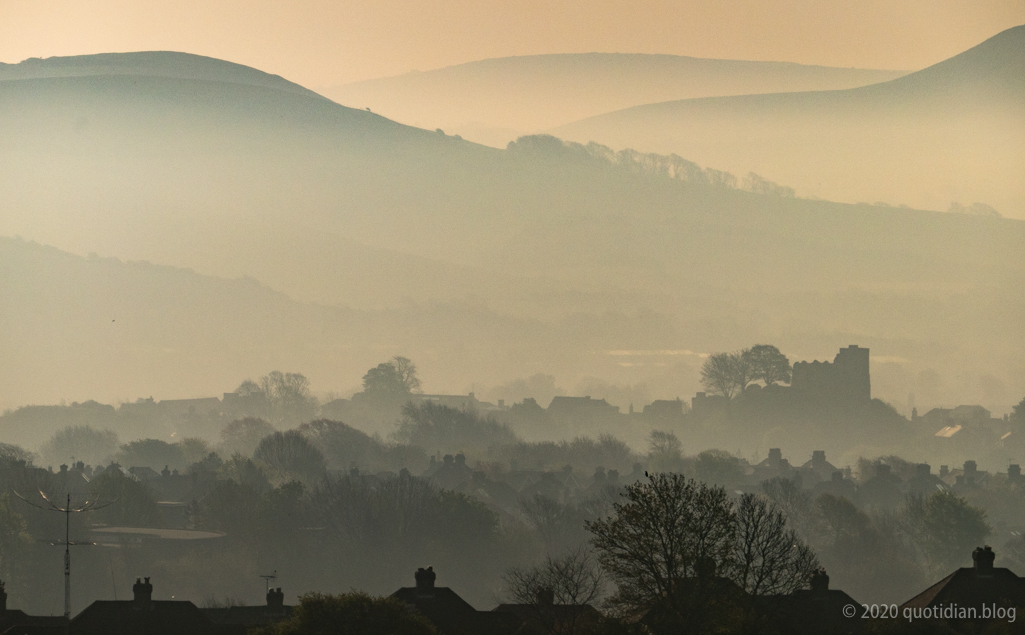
[1,0,1022,86]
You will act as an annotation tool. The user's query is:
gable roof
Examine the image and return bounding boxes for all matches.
[901,567,1025,609]
[389,587,477,616]
[0,609,66,635]
[71,600,234,635]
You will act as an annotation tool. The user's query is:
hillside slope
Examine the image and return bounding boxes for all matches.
[324,54,907,146]
[0,52,1023,415]
[553,25,1025,215]
[0,51,324,99]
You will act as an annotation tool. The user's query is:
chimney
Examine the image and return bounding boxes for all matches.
[768,449,782,465]
[498,399,505,408]
[809,569,829,593]
[454,453,466,468]
[415,567,436,597]
[812,451,825,468]
[535,587,554,608]
[964,460,977,476]
[917,464,931,477]
[973,546,995,575]
[940,465,949,478]
[267,587,284,611]
[1009,464,1022,480]
[133,577,153,609]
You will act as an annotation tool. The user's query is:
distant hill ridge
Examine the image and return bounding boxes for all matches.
[551,24,1025,214]
[324,52,908,146]
[0,40,1022,413]
[0,51,326,100]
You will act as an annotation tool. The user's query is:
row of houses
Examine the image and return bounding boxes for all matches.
[3,546,1022,634]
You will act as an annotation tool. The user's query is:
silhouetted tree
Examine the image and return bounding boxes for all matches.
[700,353,741,399]
[1012,396,1025,424]
[219,453,271,494]
[761,477,815,538]
[731,349,756,393]
[362,356,422,400]
[177,437,211,465]
[40,425,119,468]
[900,491,991,575]
[392,356,422,393]
[253,430,326,485]
[260,371,319,425]
[521,494,579,556]
[117,438,186,470]
[220,417,276,457]
[589,474,818,633]
[745,345,792,386]
[0,444,36,466]
[503,548,607,635]
[254,591,437,635]
[298,419,381,471]
[90,469,162,527]
[0,493,30,586]
[647,430,683,473]
[732,494,818,596]
[587,473,736,625]
[397,402,516,455]
[694,450,744,489]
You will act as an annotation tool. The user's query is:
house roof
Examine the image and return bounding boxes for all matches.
[71,600,235,635]
[390,587,477,616]
[770,589,864,635]
[901,567,1025,609]
[0,610,66,635]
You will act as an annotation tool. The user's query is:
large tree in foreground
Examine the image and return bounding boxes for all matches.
[588,473,818,633]
[587,473,736,628]
[503,549,607,635]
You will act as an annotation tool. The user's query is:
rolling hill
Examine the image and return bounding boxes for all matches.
[0,50,1023,418]
[323,54,907,147]
[552,25,1025,216]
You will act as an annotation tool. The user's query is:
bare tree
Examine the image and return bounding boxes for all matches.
[731,349,755,394]
[252,430,326,484]
[648,430,683,473]
[520,494,576,556]
[504,549,607,635]
[392,356,422,394]
[587,473,737,624]
[761,476,815,539]
[731,494,819,596]
[700,353,741,399]
[258,371,319,425]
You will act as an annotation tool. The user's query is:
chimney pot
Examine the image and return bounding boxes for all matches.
[973,546,995,574]
[133,577,153,608]
[810,569,829,593]
[267,587,285,610]
[415,567,436,596]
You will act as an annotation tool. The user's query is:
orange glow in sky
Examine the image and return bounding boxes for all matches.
[0,0,1022,85]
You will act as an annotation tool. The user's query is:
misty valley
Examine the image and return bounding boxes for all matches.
[0,20,1024,635]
